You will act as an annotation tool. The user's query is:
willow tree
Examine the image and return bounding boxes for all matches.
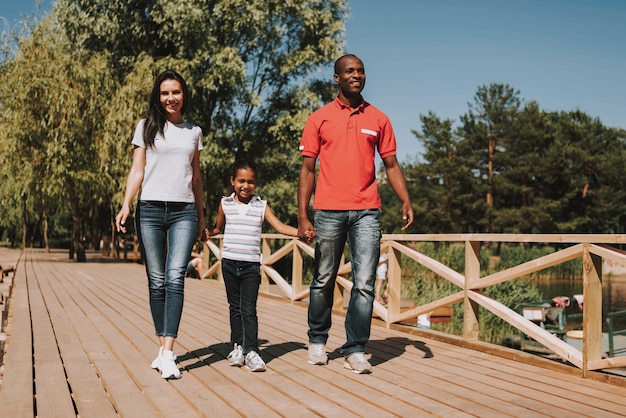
[55,0,347,225]
[0,15,117,257]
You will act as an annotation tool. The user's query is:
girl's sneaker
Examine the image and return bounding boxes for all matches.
[227,343,244,367]
[245,351,266,372]
[160,350,181,379]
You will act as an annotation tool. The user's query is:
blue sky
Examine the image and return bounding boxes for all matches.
[3,0,625,162]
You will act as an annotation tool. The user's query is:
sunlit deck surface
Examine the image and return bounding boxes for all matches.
[2,247,626,417]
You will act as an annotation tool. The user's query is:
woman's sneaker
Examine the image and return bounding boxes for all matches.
[160,350,181,379]
[151,346,163,371]
[227,343,244,367]
[245,351,266,372]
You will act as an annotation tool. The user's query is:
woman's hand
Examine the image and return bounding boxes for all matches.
[115,205,131,233]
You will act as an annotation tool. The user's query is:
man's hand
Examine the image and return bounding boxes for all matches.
[400,201,414,231]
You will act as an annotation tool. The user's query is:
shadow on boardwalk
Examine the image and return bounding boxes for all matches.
[2,248,626,417]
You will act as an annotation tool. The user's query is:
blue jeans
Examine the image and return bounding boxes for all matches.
[136,201,198,338]
[307,209,381,356]
[221,258,261,354]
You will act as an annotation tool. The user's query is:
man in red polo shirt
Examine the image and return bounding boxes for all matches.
[298,54,414,374]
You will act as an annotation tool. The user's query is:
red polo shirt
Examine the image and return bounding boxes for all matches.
[299,96,397,210]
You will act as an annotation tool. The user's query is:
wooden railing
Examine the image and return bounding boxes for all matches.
[202,233,626,376]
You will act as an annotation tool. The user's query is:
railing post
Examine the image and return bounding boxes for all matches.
[260,237,271,294]
[292,240,303,302]
[582,243,603,377]
[217,238,224,283]
[386,246,401,328]
[463,240,480,341]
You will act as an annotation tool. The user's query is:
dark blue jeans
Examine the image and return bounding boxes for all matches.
[136,201,198,338]
[221,258,261,354]
[307,209,381,356]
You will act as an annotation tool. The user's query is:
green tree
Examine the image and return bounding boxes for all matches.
[56,0,347,226]
[460,83,522,232]
[0,15,117,257]
[1,1,347,250]
[404,112,487,233]
[399,83,626,235]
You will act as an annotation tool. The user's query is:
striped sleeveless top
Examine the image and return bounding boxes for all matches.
[221,193,267,263]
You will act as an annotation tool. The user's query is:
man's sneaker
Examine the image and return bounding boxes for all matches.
[151,346,163,371]
[344,352,372,374]
[160,349,181,379]
[307,343,328,365]
[245,351,266,372]
[227,343,244,367]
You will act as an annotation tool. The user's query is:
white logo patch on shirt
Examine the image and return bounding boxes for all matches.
[361,128,378,137]
[299,145,305,150]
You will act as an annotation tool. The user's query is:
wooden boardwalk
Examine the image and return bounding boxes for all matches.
[2,248,626,417]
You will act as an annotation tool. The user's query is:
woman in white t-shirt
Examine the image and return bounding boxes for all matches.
[115,70,208,380]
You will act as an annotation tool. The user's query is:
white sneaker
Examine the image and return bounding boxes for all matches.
[160,349,181,379]
[344,352,372,374]
[245,351,266,372]
[227,343,244,367]
[151,346,163,370]
[308,343,328,365]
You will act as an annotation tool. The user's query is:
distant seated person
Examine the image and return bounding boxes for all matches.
[186,246,205,279]
[542,295,569,325]
[573,294,583,311]
[551,296,570,309]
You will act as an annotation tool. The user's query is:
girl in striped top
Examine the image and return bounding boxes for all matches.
[210,160,299,371]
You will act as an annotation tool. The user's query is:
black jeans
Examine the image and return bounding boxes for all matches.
[221,258,261,354]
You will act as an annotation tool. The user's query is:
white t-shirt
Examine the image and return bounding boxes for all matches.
[132,120,203,202]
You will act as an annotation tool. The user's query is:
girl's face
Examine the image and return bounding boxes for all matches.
[159,79,184,123]
[230,168,257,203]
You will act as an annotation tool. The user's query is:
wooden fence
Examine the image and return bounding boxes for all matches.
[202,233,626,377]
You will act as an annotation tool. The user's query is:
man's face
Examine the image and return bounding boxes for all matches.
[333,56,366,98]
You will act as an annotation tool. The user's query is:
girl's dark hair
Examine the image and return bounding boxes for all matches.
[143,69,190,148]
[231,160,258,178]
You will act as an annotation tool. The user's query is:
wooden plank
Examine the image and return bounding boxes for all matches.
[475,244,583,289]
[393,329,626,415]
[74,263,256,417]
[0,256,34,416]
[24,252,76,417]
[5,248,626,418]
[583,246,604,373]
[176,281,370,417]
[49,261,203,417]
[251,304,465,416]
[385,233,626,244]
[29,256,122,417]
[367,332,591,417]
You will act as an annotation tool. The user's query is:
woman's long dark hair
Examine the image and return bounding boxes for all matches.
[142,69,190,148]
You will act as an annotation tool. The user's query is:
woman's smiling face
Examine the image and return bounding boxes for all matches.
[159,79,184,123]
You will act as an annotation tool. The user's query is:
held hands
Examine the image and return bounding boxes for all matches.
[298,218,316,244]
